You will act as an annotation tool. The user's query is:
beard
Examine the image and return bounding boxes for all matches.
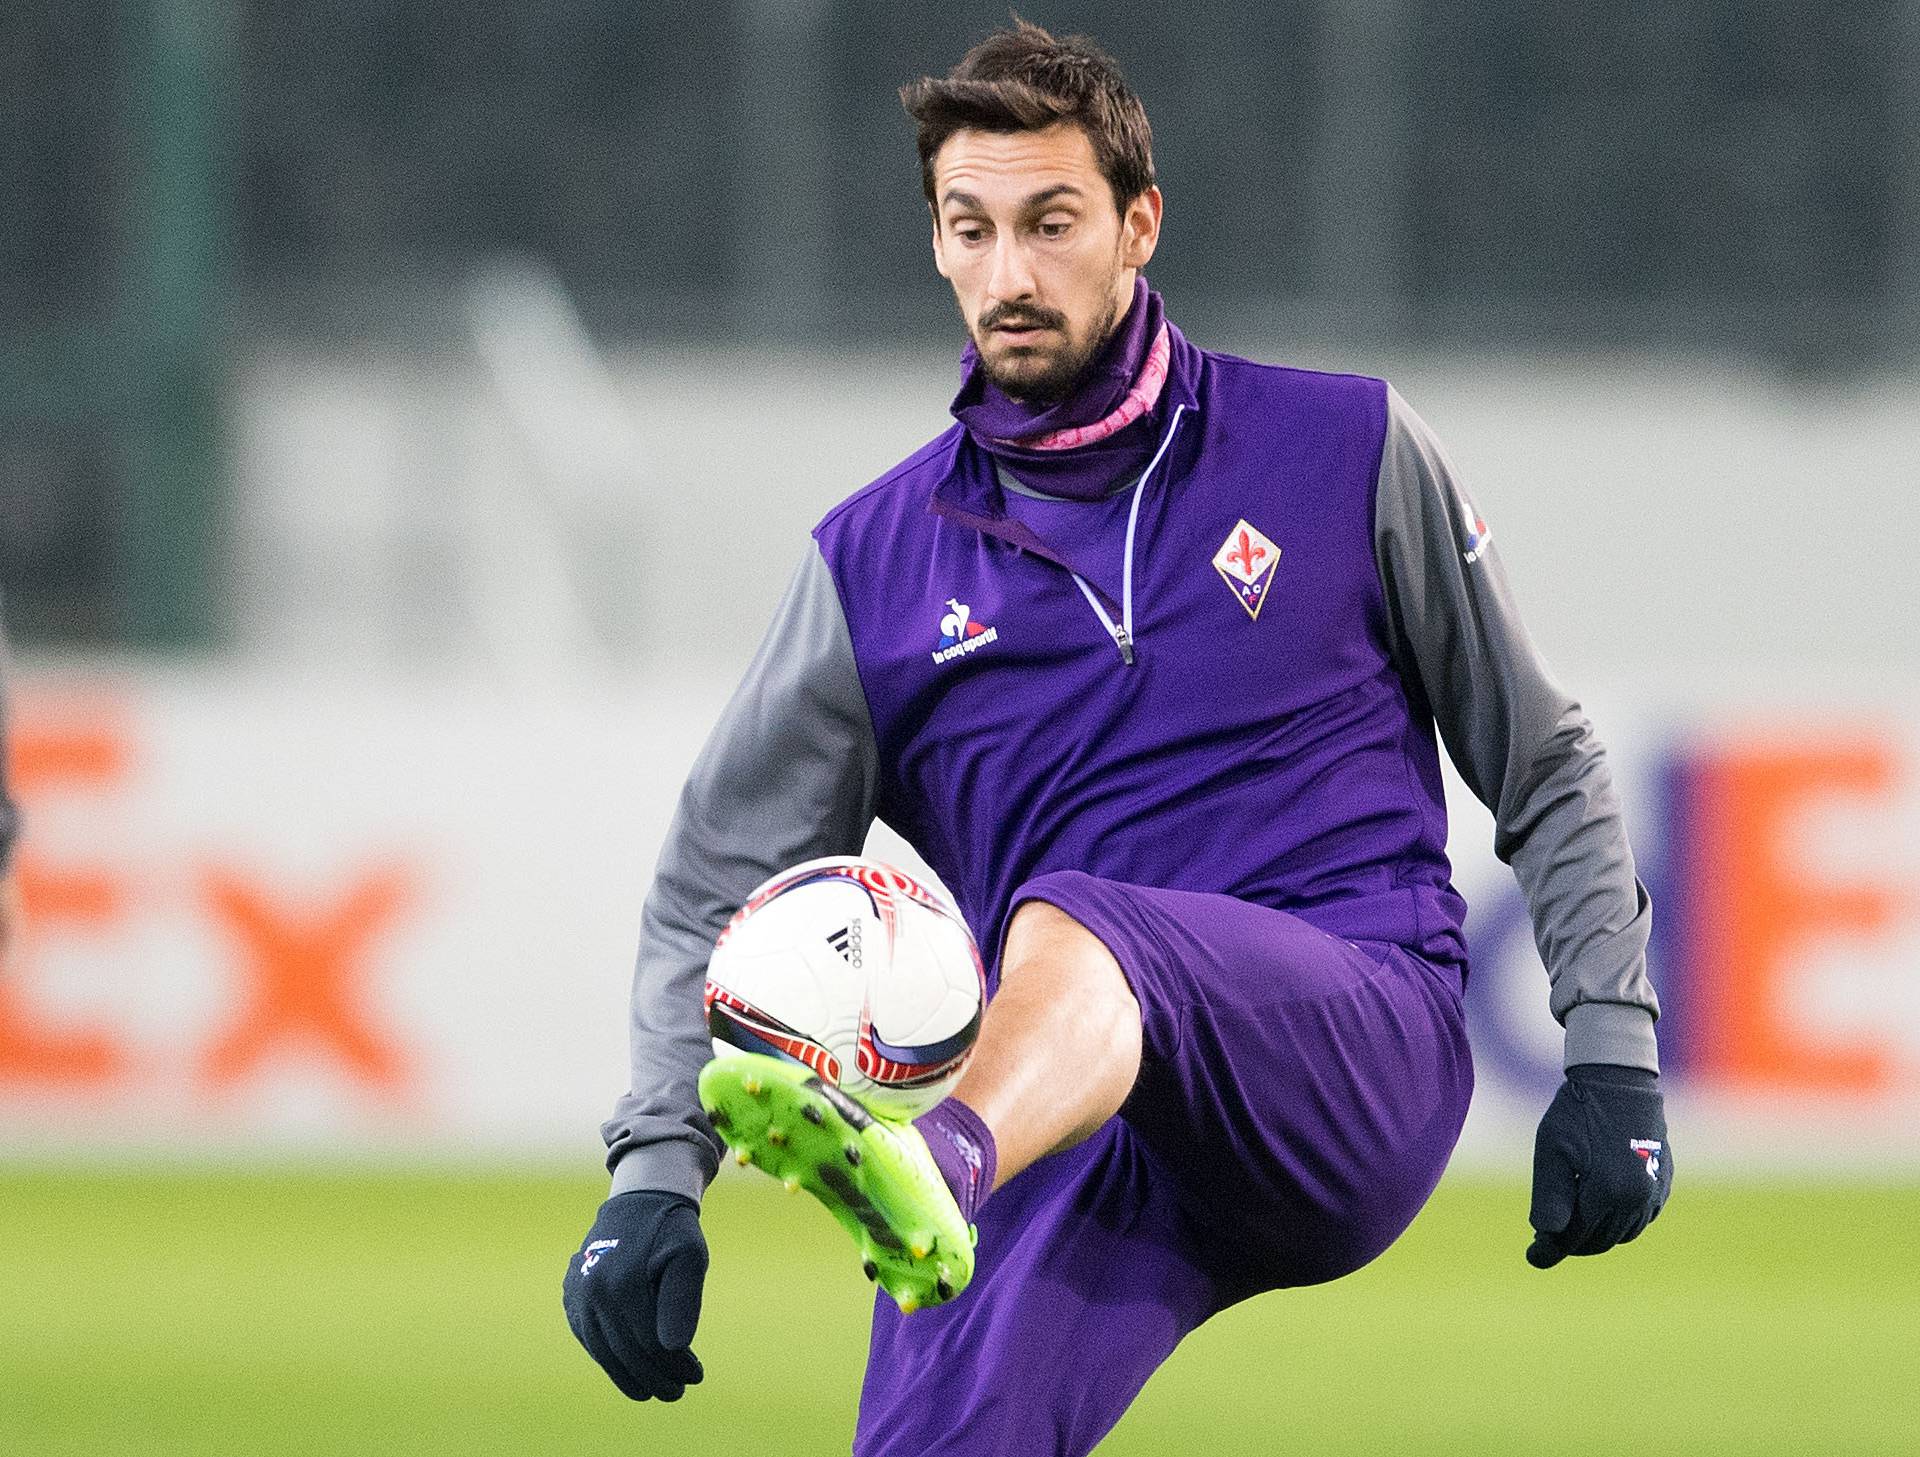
[968,287,1123,405]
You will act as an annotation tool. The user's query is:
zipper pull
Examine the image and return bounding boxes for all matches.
[1112,624,1135,665]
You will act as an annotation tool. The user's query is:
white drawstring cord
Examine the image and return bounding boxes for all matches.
[1070,403,1187,665]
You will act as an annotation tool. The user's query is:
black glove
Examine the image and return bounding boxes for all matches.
[1527,1063,1672,1269]
[563,1190,709,1400]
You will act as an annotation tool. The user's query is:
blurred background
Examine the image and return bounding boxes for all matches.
[3,3,1917,1454]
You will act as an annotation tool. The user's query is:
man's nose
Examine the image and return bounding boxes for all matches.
[987,235,1037,302]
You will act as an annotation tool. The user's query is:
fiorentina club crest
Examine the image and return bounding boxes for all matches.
[1211,519,1281,621]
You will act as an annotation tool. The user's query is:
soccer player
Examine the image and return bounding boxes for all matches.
[565,22,1671,1454]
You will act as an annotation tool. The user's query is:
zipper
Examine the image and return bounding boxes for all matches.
[1072,576,1133,663]
[1070,403,1187,666]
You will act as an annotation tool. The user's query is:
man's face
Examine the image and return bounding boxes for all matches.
[931,122,1161,404]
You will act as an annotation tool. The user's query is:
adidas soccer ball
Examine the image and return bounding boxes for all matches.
[704,856,985,1119]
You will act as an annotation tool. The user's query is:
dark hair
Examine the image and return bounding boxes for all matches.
[900,18,1155,215]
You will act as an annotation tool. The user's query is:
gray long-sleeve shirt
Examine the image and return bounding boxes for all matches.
[603,386,1656,1201]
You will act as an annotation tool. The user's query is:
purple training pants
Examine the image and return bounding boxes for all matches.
[854,871,1474,1457]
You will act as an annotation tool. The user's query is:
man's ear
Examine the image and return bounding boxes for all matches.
[931,207,951,280]
[1121,185,1163,270]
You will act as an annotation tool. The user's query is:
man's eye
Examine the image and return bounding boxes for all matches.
[953,225,987,244]
[1038,221,1071,239]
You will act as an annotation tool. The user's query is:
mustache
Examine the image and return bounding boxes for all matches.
[980,304,1067,333]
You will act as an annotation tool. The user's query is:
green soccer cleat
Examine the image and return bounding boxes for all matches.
[698,1052,975,1313]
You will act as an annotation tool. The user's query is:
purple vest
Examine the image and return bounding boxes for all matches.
[813,326,1466,981]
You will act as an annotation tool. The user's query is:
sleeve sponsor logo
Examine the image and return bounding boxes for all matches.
[1460,500,1494,563]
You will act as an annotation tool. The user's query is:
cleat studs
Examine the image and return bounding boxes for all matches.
[801,1104,824,1126]
[742,1076,763,1097]
[898,1295,920,1316]
[935,1278,954,1301]
[766,1127,787,1147]
[782,1176,800,1194]
[733,1148,752,1167]
[909,1240,931,1261]
[862,1260,878,1282]
[844,1146,862,1167]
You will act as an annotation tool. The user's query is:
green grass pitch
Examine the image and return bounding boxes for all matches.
[2,1166,1914,1454]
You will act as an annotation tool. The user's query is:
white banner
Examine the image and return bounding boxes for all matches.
[3,669,1917,1170]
